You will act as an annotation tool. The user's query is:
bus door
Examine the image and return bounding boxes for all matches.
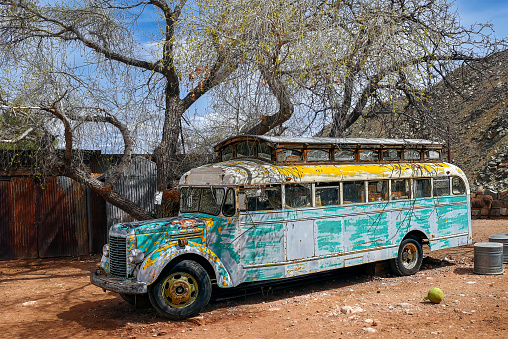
[284,184,315,261]
[238,186,285,265]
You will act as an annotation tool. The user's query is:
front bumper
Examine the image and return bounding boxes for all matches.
[90,269,148,294]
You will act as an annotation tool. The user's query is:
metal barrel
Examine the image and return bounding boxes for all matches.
[473,242,504,275]
[489,234,508,264]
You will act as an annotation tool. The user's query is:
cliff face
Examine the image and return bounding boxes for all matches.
[346,50,508,193]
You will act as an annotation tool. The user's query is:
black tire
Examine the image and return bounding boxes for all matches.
[119,293,136,305]
[148,260,212,320]
[390,236,423,276]
[119,293,151,309]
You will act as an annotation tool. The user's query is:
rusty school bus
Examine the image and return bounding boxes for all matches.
[91,135,472,319]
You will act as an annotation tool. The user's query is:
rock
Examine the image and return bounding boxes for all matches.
[340,306,364,314]
[362,327,377,333]
[396,302,412,308]
[22,301,36,307]
[187,315,205,326]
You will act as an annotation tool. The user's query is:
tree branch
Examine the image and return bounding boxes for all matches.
[0,127,34,143]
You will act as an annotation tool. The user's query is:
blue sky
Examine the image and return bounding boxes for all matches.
[454,0,508,39]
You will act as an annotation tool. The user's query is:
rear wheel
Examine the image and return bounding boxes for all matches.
[148,260,211,320]
[390,237,423,276]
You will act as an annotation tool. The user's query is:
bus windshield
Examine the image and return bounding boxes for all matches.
[180,187,225,216]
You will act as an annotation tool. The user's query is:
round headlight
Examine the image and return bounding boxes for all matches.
[102,244,109,257]
[128,249,145,264]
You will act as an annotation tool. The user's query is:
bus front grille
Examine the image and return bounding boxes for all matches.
[109,236,127,278]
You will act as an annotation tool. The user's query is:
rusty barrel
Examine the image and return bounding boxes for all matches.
[489,234,508,264]
[473,242,504,275]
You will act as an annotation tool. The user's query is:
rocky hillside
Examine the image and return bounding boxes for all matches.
[346,49,508,193]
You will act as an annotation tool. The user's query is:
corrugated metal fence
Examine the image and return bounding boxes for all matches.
[0,177,107,260]
[0,178,37,259]
[0,156,157,260]
[106,156,157,228]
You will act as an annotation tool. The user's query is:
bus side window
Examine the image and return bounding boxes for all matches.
[315,183,340,206]
[359,150,379,161]
[382,149,402,161]
[415,178,431,198]
[285,183,311,208]
[277,149,302,162]
[307,150,330,162]
[236,141,256,157]
[433,176,450,196]
[368,180,388,202]
[343,181,365,204]
[452,177,466,195]
[258,142,273,160]
[334,149,356,161]
[240,185,281,211]
[425,150,441,160]
[404,150,421,160]
[391,179,410,200]
[222,188,236,217]
[221,145,233,161]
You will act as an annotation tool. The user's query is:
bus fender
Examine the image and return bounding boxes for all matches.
[137,242,234,287]
[403,227,430,242]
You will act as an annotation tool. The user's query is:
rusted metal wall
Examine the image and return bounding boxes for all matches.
[36,177,89,258]
[0,157,155,259]
[0,176,108,260]
[0,178,37,259]
[106,156,157,227]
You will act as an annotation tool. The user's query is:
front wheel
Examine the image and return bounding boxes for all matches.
[148,260,212,320]
[119,293,151,309]
[390,237,423,276]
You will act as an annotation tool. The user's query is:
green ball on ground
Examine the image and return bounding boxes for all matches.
[424,287,444,304]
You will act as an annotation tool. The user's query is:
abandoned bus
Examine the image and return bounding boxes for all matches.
[91,135,472,319]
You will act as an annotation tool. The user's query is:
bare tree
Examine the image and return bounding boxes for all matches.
[0,0,504,220]
[0,0,245,219]
[205,0,505,138]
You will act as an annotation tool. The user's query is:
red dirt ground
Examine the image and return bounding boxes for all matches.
[1,219,507,338]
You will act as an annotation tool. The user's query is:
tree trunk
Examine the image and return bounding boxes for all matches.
[154,87,183,191]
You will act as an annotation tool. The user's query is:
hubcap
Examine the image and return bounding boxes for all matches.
[161,272,199,308]
[401,243,418,269]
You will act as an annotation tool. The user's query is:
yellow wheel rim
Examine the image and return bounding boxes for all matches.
[401,243,418,270]
[161,272,199,308]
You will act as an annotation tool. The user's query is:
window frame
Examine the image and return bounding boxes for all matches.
[414,178,432,198]
[315,183,341,207]
[222,188,236,217]
[359,149,379,162]
[452,176,467,195]
[277,148,303,163]
[285,183,312,209]
[307,149,331,162]
[333,149,357,162]
[342,181,366,204]
[367,180,389,202]
[433,176,451,197]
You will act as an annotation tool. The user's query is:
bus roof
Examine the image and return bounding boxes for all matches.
[179,159,467,187]
[213,135,443,151]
